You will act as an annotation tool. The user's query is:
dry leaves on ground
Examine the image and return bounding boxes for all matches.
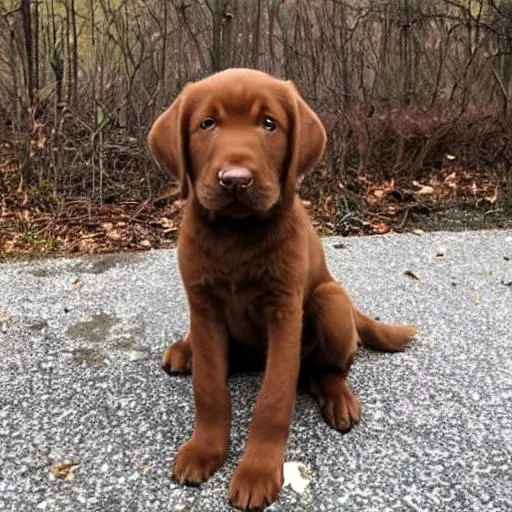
[404,270,421,280]
[49,460,81,480]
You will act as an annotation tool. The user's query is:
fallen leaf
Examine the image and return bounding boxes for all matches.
[3,240,15,252]
[106,229,122,241]
[50,460,80,480]
[0,312,11,333]
[485,188,498,204]
[283,462,311,494]
[20,209,31,223]
[417,185,435,195]
[72,279,82,290]
[371,222,390,234]
[404,270,421,280]
[138,460,150,473]
[412,228,424,236]
[444,171,458,188]
[412,181,435,195]
[78,238,95,253]
[0,313,11,323]
[426,343,434,350]
[155,217,175,229]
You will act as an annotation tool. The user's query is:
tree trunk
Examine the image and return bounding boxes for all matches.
[210,0,233,71]
[251,0,261,67]
[70,0,78,106]
[20,0,34,106]
[34,0,39,94]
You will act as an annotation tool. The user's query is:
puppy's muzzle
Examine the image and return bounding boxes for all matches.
[218,167,254,190]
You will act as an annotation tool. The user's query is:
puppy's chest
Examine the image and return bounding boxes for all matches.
[207,275,273,346]
[183,237,296,345]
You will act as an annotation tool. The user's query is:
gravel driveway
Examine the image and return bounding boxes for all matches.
[1,230,511,511]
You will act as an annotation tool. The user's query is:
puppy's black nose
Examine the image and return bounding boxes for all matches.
[218,167,254,190]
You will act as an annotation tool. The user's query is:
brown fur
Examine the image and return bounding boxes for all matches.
[148,68,417,510]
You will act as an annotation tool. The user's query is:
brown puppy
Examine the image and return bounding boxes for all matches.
[148,68,417,510]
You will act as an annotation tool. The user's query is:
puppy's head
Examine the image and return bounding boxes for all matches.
[147,68,326,219]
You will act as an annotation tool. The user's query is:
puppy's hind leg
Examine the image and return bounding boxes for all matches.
[306,282,361,433]
[162,331,192,375]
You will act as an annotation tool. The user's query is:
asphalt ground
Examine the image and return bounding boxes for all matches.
[0,229,511,511]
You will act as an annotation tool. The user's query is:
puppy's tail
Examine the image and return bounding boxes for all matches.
[354,308,417,352]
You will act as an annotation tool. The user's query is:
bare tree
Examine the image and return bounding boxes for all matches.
[1,0,511,205]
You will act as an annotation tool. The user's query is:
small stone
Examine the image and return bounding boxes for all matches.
[29,319,48,330]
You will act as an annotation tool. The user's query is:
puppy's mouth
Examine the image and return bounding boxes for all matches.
[216,196,259,218]
[197,182,280,218]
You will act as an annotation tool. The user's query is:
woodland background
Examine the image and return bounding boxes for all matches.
[1,0,512,256]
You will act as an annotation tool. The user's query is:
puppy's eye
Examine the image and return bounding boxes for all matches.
[200,117,216,130]
[262,116,276,131]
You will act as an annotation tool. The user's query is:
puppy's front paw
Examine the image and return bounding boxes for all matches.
[229,459,283,510]
[162,338,192,375]
[171,438,226,486]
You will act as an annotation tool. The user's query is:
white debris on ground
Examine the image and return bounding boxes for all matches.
[282,462,312,494]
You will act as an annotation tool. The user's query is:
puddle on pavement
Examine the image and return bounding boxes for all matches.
[113,320,149,360]
[125,347,150,362]
[66,313,120,342]
[29,268,56,278]
[73,348,105,366]
[113,316,146,348]
[114,336,136,349]
[68,313,150,364]
[70,253,141,275]
[26,253,140,279]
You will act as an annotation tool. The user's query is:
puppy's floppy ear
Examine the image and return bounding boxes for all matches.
[283,81,327,206]
[147,88,191,199]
